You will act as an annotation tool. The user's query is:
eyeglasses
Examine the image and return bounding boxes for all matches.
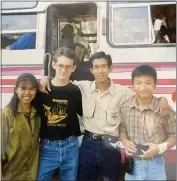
[56,64,73,71]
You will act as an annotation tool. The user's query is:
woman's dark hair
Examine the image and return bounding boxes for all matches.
[89,51,112,68]
[7,73,39,116]
[132,65,157,83]
[53,47,77,65]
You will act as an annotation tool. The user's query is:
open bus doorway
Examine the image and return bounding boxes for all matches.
[45,3,97,81]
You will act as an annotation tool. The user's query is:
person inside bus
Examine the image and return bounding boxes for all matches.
[119,65,176,180]
[153,7,170,43]
[60,24,91,63]
[59,24,93,81]
[6,33,36,50]
[1,73,41,181]
[35,47,82,181]
[59,24,76,50]
[40,51,171,181]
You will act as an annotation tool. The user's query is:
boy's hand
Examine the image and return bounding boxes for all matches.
[155,97,170,118]
[39,76,51,94]
[140,143,159,159]
[123,140,137,156]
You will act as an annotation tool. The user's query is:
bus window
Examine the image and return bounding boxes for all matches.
[2,14,37,31]
[1,14,37,49]
[108,2,176,46]
[109,5,150,45]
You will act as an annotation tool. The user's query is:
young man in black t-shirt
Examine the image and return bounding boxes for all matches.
[36,47,82,181]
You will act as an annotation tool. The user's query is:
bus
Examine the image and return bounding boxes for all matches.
[1,1,176,180]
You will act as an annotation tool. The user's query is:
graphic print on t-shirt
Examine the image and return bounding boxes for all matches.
[43,99,68,127]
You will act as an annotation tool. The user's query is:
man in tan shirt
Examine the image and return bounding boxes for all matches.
[119,65,176,180]
[40,51,170,181]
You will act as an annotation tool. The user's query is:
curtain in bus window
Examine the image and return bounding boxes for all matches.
[112,6,150,45]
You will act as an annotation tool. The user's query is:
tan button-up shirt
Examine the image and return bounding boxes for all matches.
[75,80,134,136]
[119,96,176,145]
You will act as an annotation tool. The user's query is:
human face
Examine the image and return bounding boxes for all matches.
[90,58,112,83]
[133,75,156,99]
[16,81,37,106]
[52,56,76,80]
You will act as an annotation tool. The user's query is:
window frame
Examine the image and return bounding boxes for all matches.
[1,1,38,10]
[1,13,38,49]
[106,1,176,48]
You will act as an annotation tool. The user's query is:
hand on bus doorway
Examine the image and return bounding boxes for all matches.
[155,97,170,118]
[39,76,51,94]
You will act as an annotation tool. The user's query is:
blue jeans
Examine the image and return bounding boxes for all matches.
[125,157,166,180]
[78,135,122,181]
[37,136,79,181]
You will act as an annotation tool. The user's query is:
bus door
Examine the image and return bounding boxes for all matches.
[44,2,98,81]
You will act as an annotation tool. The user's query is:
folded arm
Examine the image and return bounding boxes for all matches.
[141,109,176,158]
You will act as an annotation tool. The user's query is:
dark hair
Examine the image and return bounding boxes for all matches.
[132,65,157,83]
[89,51,112,68]
[62,24,74,36]
[53,47,77,65]
[7,73,39,116]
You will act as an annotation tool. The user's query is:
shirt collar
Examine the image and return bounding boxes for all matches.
[130,96,156,111]
[17,103,37,117]
[90,78,114,95]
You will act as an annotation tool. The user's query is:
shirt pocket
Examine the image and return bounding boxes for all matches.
[154,117,165,130]
[106,107,120,126]
[83,105,95,118]
[83,100,95,118]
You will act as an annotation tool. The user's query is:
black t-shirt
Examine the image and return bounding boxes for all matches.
[35,81,82,140]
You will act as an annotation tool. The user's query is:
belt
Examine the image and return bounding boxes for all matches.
[84,130,119,141]
[133,154,162,160]
[84,130,104,140]
[84,130,126,164]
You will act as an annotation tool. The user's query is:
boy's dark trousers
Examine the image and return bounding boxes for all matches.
[78,132,122,181]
